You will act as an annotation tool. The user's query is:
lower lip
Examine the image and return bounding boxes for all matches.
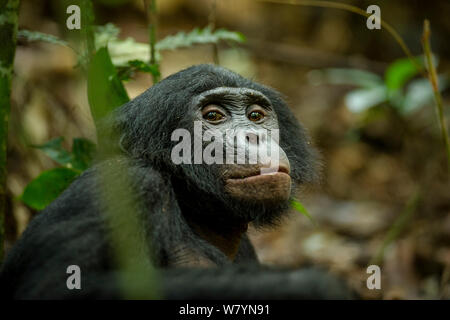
[226,171,291,184]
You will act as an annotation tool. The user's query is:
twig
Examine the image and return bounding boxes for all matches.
[246,39,388,72]
[144,0,160,83]
[208,0,220,65]
[0,0,20,263]
[422,20,450,171]
[258,0,426,77]
[81,0,96,61]
[370,190,420,266]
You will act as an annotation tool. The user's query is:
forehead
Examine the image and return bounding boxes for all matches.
[192,87,272,109]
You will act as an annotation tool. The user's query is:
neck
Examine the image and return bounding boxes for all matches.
[173,178,250,261]
[185,215,248,261]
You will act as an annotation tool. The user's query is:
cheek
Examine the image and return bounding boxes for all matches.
[224,172,291,204]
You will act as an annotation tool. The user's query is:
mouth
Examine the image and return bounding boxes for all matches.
[226,171,290,185]
[226,165,290,180]
[224,168,292,204]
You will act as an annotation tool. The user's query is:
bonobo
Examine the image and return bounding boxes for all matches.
[0,64,352,299]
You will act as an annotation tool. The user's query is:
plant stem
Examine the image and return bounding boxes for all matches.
[259,0,426,77]
[422,20,450,171]
[371,190,420,266]
[144,0,160,83]
[0,0,20,262]
[81,0,96,62]
[208,0,219,65]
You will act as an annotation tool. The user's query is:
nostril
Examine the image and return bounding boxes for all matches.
[246,132,259,145]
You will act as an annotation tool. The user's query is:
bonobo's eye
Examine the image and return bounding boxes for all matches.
[205,111,224,122]
[248,111,264,122]
[202,105,226,123]
[247,106,266,123]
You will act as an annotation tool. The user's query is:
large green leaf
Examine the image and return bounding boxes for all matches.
[21,168,80,210]
[72,138,97,171]
[87,47,130,126]
[384,56,423,91]
[34,137,72,167]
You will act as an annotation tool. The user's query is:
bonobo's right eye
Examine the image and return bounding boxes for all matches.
[204,111,223,122]
[202,105,226,123]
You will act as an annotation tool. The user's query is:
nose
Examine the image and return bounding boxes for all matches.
[245,131,260,146]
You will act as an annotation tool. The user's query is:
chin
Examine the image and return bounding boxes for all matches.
[225,171,291,203]
[223,173,293,226]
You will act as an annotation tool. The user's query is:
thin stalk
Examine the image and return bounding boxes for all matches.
[258,0,426,77]
[208,0,219,65]
[81,0,96,61]
[0,0,20,262]
[370,190,420,266]
[422,20,450,171]
[144,0,160,83]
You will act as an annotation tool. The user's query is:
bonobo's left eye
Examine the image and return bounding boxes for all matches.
[247,106,266,123]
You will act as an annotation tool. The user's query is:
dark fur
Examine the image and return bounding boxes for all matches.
[0,65,350,299]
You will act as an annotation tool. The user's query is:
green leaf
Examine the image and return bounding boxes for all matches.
[95,23,121,45]
[108,38,153,66]
[291,199,316,225]
[34,137,72,167]
[34,137,97,171]
[214,28,246,43]
[72,138,97,171]
[94,23,245,68]
[95,24,154,67]
[308,68,382,88]
[123,59,160,79]
[18,30,70,47]
[156,26,246,51]
[87,47,130,126]
[345,85,387,113]
[403,75,449,115]
[21,168,80,210]
[128,60,159,74]
[385,56,423,91]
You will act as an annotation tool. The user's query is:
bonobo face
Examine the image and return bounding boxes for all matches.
[114,65,317,225]
[193,87,292,206]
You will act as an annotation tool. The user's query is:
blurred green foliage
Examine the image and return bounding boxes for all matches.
[21,168,80,211]
[20,137,96,210]
[18,30,70,47]
[95,23,245,81]
[291,199,316,225]
[309,56,448,115]
[87,47,130,124]
[18,16,246,211]
[34,137,96,171]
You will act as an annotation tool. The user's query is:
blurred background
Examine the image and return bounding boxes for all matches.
[5,0,450,299]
